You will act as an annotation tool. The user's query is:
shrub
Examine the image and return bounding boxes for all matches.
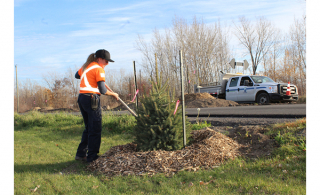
[133,76,191,151]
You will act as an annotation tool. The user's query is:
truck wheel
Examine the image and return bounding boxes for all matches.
[256,93,270,104]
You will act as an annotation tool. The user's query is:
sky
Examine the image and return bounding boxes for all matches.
[13,0,306,84]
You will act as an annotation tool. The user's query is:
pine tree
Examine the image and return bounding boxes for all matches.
[133,75,191,151]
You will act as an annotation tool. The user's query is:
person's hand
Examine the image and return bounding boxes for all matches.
[113,92,119,100]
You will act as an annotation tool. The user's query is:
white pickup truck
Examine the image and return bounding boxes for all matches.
[194,73,299,103]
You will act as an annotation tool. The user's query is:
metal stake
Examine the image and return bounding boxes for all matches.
[179,50,186,147]
[133,61,138,110]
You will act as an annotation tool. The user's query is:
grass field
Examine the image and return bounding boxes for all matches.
[14,111,306,194]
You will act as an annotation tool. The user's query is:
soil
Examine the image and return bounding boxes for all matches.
[87,125,277,177]
[214,125,275,158]
[183,93,239,108]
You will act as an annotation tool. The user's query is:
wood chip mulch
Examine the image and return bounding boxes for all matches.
[87,127,241,177]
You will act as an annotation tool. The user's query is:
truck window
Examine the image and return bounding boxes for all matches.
[229,77,239,87]
[251,76,274,83]
[240,77,253,86]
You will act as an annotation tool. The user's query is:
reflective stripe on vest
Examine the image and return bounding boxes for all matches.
[80,65,101,93]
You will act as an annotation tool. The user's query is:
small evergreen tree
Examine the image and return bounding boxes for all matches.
[133,76,191,151]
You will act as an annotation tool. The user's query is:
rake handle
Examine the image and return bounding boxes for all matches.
[104,83,138,117]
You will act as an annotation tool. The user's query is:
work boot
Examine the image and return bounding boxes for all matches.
[87,155,100,163]
[75,156,87,161]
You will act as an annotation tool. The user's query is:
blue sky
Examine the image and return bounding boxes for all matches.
[13,0,306,84]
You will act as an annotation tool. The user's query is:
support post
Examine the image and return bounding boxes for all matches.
[196,54,200,93]
[179,50,186,147]
[133,61,138,110]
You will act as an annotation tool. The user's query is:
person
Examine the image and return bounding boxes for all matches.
[74,49,119,163]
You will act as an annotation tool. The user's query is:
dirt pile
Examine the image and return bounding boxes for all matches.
[183,93,238,108]
[183,92,215,101]
[87,127,242,177]
[110,93,238,111]
[227,125,274,158]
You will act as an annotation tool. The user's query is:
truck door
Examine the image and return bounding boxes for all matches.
[225,77,239,101]
[237,76,256,102]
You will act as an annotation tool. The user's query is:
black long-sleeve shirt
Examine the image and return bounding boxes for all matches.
[75,71,107,94]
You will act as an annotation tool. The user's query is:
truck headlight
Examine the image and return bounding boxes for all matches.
[269,86,277,93]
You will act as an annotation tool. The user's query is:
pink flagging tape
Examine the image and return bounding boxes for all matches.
[130,89,140,102]
[188,80,191,83]
[194,70,196,74]
[174,100,180,115]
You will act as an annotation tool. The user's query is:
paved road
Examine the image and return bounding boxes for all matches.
[107,104,306,118]
[185,104,306,118]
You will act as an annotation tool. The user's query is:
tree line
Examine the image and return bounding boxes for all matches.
[14,66,152,113]
[14,14,306,112]
[136,15,306,97]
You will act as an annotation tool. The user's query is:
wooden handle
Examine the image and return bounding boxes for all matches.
[104,83,138,117]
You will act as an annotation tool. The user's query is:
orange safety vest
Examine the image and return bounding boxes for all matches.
[78,62,105,95]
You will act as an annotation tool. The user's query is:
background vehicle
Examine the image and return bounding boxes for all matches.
[194,73,299,104]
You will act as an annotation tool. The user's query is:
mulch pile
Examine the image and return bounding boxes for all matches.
[183,93,239,108]
[87,127,242,177]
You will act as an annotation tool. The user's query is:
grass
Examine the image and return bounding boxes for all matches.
[14,112,306,194]
[297,96,306,104]
[192,120,211,130]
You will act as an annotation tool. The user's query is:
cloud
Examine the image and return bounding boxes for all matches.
[95,1,158,15]
[69,28,107,37]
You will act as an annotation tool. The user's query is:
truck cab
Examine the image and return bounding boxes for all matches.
[225,75,299,103]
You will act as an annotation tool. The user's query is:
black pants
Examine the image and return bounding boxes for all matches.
[76,94,102,162]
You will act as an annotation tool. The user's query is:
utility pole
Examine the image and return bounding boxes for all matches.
[179,50,186,147]
[15,65,19,113]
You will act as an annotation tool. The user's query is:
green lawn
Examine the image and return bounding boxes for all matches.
[14,111,306,194]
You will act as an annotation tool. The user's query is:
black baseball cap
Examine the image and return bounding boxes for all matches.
[95,49,114,62]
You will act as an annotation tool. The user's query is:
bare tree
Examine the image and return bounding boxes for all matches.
[42,71,73,108]
[135,15,232,96]
[286,16,306,95]
[233,16,277,75]
[262,29,284,81]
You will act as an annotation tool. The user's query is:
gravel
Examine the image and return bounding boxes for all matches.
[187,117,299,127]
